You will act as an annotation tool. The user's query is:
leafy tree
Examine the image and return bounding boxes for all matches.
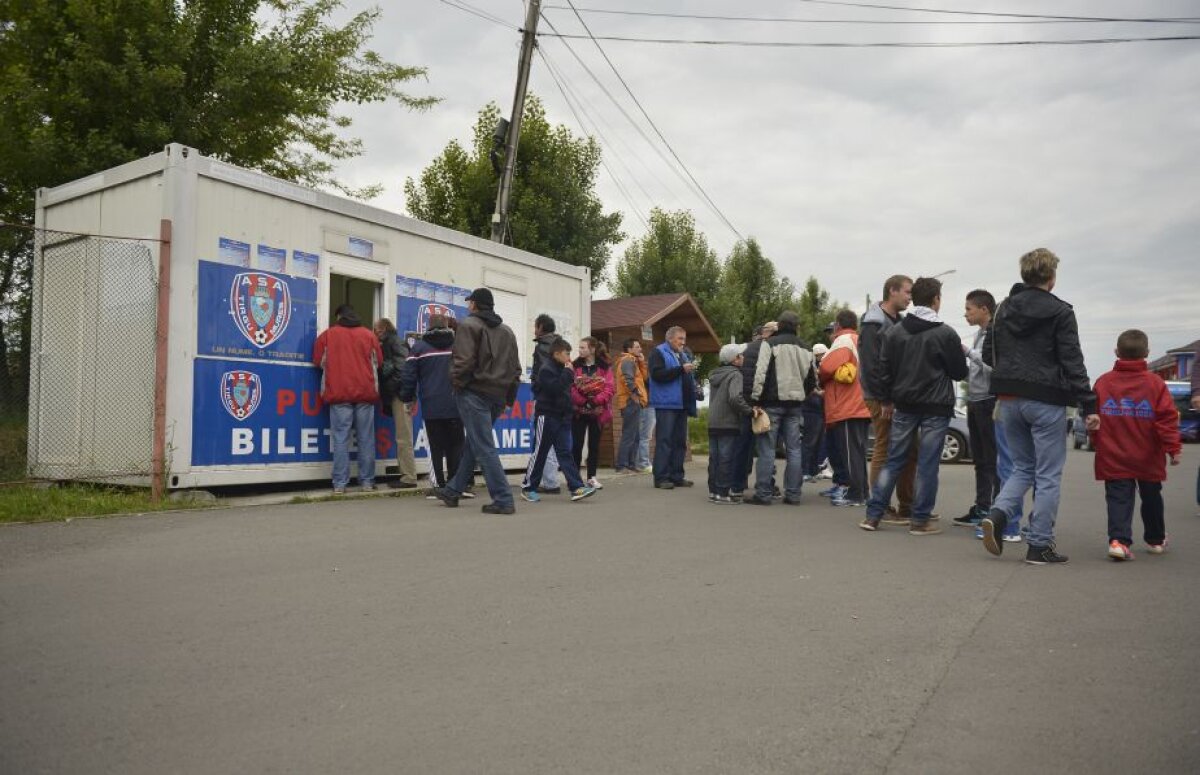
[405,96,623,289]
[709,238,796,344]
[792,276,843,346]
[610,208,722,314]
[0,0,432,406]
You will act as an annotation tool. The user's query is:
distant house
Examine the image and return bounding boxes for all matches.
[589,293,721,468]
[1149,339,1198,381]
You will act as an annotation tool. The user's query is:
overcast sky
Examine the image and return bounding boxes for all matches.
[331,0,1200,374]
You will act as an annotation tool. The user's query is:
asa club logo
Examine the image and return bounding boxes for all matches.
[416,303,456,333]
[220,370,263,420]
[231,272,291,348]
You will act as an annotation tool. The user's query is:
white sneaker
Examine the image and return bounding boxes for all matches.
[587,477,603,489]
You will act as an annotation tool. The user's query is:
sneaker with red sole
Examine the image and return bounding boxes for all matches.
[1107,540,1134,561]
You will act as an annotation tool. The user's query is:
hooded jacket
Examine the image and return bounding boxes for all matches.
[877,309,969,417]
[819,331,871,426]
[707,364,753,434]
[378,329,409,410]
[742,327,817,407]
[531,331,559,391]
[312,311,384,405]
[399,327,458,420]
[1092,359,1181,482]
[534,359,575,420]
[984,283,1096,415]
[613,351,649,410]
[451,308,522,405]
[858,303,901,401]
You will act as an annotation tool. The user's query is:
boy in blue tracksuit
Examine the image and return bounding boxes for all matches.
[521,339,596,503]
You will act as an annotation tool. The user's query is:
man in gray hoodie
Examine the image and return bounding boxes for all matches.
[859,274,915,523]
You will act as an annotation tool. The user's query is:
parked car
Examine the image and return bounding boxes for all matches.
[1074,380,1197,450]
[865,408,972,464]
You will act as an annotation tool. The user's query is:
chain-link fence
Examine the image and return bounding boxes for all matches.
[1,224,159,484]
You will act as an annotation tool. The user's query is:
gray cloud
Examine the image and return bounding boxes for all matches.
[333,0,1200,374]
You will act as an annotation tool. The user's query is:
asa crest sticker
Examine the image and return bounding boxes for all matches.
[417,303,456,333]
[220,370,263,420]
[231,272,291,348]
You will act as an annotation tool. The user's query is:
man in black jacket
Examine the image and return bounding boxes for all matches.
[979,249,1098,565]
[861,277,968,535]
[529,314,563,493]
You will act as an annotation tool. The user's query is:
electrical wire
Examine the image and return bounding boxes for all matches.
[787,0,1200,23]
[436,0,518,30]
[539,32,1200,48]
[542,4,1200,25]
[560,1,743,241]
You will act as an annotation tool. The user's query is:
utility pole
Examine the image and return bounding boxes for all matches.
[491,0,542,243]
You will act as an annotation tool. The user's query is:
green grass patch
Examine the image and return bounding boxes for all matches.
[0,483,208,524]
[689,407,710,456]
[0,415,27,482]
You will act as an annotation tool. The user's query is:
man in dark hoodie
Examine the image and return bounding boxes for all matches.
[859,274,917,524]
[742,311,818,505]
[530,314,563,493]
[861,277,968,535]
[399,314,465,494]
[433,288,523,515]
[979,249,1098,565]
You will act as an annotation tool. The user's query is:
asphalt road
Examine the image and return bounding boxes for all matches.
[2,450,1198,774]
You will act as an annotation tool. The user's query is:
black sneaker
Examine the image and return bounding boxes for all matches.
[952,506,986,527]
[1025,544,1069,565]
[432,487,459,508]
[980,510,1008,556]
[537,486,562,495]
[772,486,783,500]
[655,481,676,490]
[673,479,695,488]
[482,502,515,515]
[744,495,772,506]
[729,493,744,504]
[387,479,418,490]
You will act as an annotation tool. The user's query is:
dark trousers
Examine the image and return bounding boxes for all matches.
[523,415,585,492]
[731,415,755,494]
[1105,479,1165,546]
[828,423,849,486]
[802,408,826,477]
[572,416,602,478]
[424,417,464,488]
[708,432,738,496]
[967,398,999,510]
[653,408,688,485]
[830,418,870,502]
[616,403,642,470]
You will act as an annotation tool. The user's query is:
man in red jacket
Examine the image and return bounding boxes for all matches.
[313,304,384,494]
[1092,329,1182,560]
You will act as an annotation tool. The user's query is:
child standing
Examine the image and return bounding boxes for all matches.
[1092,329,1182,560]
[707,343,756,504]
[521,339,597,503]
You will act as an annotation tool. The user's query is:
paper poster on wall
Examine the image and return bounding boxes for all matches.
[257,244,286,273]
[394,274,470,336]
[190,358,534,466]
[217,238,250,268]
[197,260,318,362]
[293,250,319,278]
[348,237,374,260]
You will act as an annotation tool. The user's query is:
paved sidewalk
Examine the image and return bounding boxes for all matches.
[2,452,1198,774]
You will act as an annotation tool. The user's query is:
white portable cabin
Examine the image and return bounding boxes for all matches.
[29,144,590,490]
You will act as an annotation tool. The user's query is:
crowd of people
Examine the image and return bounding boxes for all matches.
[312,248,1197,564]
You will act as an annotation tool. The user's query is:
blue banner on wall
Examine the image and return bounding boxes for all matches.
[190,361,535,467]
[395,275,470,336]
[197,260,318,363]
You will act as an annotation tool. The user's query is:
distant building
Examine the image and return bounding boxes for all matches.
[1148,338,1198,381]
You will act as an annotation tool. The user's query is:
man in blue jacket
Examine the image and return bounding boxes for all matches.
[649,326,698,489]
[399,314,468,496]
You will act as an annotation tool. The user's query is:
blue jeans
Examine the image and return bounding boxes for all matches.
[616,402,642,470]
[731,415,755,495]
[330,402,376,489]
[866,411,949,523]
[653,409,688,484]
[755,405,804,500]
[637,408,656,469]
[994,410,1023,529]
[707,433,738,496]
[991,398,1067,547]
[446,391,513,508]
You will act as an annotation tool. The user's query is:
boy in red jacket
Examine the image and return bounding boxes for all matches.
[1093,330,1182,560]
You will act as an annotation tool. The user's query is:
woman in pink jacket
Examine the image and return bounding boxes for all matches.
[572,337,615,488]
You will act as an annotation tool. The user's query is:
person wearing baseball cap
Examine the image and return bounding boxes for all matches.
[432,287,523,514]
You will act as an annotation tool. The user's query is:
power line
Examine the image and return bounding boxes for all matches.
[543,5,1200,26]
[788,0,1200,23]
[537,48,651,231]
[436,0,517,30]
[560,0,743,241]
[539,32,1200,48]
